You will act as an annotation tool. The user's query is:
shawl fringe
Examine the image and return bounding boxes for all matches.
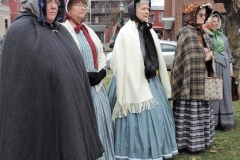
[112,98,158,122]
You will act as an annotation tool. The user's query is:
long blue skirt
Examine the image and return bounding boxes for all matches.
[90,86,115,160]
[108,76,178,160]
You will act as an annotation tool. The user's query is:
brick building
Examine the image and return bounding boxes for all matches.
[1,0,163,42]
[87,0,164,42]
[85,0,130,42]
[9,0,20,22]
[150,0,164,39]
[162,0,226,41]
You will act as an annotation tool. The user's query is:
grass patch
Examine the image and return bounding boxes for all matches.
[103,70,240,160]
[170,101,240,160]
[103,70,113,89]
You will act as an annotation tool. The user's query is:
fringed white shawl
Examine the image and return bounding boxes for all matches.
[61,20,106,92]
[111,20,171,121]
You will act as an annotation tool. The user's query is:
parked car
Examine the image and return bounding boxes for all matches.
[105,40,176,70]
[109,35,117,49]
[159,40,176,70]
[105,52,112,69]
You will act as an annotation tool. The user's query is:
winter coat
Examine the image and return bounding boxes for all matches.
[171,25,214,100]
[0,0,104,159]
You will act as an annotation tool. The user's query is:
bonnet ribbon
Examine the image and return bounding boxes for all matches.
[210,29,225,55]
[66,14,98,69]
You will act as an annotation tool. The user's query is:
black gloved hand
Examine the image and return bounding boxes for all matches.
[88,72,99,86]
[145,64,156,79]
[144,56,156,80]
[91,69,107,86]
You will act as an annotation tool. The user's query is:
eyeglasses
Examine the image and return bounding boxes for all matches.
[46,1,61,6]
[74,3,88,8]
[197,13,207,18]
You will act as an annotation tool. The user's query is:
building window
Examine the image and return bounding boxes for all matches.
[95,16,98,23]
[149,15,154,24]
[159,12,163,22]
[102,15,105,23]
[102,5,105,13]
[5,19,8,30]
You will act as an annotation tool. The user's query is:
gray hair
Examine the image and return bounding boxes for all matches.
[136,0,149,9]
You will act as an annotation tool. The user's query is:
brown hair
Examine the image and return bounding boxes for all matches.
[67,0,88,12]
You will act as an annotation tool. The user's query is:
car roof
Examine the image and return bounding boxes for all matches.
[159,40,177,45]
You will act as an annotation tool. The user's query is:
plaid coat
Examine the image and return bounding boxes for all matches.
[171,25,214,100]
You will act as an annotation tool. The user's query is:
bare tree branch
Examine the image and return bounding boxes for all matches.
[214,0,240,13]
[214,0,231,3]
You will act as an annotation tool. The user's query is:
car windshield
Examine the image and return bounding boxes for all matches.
[160,43,176,52]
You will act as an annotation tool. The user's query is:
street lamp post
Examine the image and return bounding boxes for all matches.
[89,0,92,24]
[119,2,125,28]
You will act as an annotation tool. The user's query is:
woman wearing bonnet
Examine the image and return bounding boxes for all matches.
[171,3,215,152]
[0,0,104,159]
[108,0,178,159]
[61,0,115,159]
[204,11,234,129]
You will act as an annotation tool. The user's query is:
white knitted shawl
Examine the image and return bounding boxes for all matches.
[61,20,106,92]
[111,20,171,121]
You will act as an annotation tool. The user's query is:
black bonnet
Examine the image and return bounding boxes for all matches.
[128,0,151,22]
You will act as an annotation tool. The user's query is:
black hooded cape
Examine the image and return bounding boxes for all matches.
[0,11,104,160]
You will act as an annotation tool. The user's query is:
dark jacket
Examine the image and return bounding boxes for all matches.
[0,4,104,160]
[171,25,214,100]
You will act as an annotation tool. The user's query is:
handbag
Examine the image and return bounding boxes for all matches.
[202,35,223,101]
[232,76,239,101]
[204,58,223,101]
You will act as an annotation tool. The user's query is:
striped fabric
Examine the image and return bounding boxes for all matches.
[172,100,215,152]
[76,31,115,160]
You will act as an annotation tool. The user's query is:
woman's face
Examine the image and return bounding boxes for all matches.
[136,3,149,22]
[212,16,220,30]
[69,1,87,22]
[196,8,206,25]
[45,0,59,24]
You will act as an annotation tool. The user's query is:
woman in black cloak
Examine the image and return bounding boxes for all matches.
[0,0,104,159]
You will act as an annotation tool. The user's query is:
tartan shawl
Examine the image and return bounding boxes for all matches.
[171,25,213,100]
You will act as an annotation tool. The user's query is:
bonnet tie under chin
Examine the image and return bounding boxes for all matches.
[65,13,98,69]
[209,29,225,55]
[138,22,159,71]
[46,22,59,32]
